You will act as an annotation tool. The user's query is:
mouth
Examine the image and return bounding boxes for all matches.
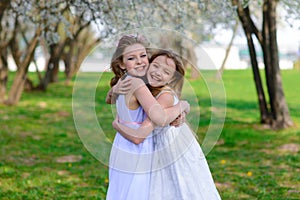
[135,65,146,71]
[150,74,161,82]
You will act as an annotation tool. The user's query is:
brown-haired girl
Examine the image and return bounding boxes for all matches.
[106,35,189,200]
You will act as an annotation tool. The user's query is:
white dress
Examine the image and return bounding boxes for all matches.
[149,92,221,200]
[106,84,153,200]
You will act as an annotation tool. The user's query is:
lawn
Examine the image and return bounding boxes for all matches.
[0,69,299,199]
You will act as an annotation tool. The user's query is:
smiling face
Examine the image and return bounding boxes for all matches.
[146,55,176,87]
[121,43,149,77]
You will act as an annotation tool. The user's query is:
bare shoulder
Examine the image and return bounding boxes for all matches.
[156,91,174,107]
[130,77,146,91]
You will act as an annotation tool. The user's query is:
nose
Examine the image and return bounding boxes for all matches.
[154,69,162,77]
[136,57,142,64]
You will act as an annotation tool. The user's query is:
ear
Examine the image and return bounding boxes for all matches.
[119,62,126,70]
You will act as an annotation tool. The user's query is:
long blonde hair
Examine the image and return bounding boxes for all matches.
[147,49,185,98]
[110,34,150,87]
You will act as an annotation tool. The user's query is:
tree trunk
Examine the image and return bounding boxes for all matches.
[5,68,26,105]
[246,32,270,124]
[64,36,101,85]
[5,28,40,105]
[0,0,10,17]
[216,19,239,79]
[232,0,293,129]
[38,43,64,90]
[0,50,8,103]
[0,0,11,103]
[38,59,59,91]
[235,3,270,124]
[52,62,60,82]
[63,41,74,85]
[63,54,72,85]
[261,0,293,128]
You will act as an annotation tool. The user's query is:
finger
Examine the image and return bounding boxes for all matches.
[122,87,131,92]
[180,112,186,119]
[179,116,185,123]
[119,90,127,94]
[121,84,131,89]
[121,82,131,88]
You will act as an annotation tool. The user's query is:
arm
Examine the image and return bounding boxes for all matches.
[113,92,188,144]
[105,87,117,104]
[113,117,155,145]
[132,78,189,126]
[106,78,132,104]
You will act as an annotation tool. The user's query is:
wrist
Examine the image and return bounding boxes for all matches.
[111,86,116,94]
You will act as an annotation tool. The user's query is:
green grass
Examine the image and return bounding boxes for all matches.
[1,69,299,199]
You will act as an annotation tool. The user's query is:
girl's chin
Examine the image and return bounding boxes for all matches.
[149,82,163,87]
[134,71,146,76]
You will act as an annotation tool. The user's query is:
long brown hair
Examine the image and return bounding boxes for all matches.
[110,34,150,87]
[148,49,185,98]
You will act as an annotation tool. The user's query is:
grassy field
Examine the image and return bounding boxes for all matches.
[0,69,299,199]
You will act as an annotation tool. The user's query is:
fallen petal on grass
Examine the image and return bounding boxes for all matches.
[55,155,82,163]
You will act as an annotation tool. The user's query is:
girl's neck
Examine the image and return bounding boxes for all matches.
[147,84,168,97]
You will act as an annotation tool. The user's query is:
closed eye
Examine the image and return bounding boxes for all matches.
[164,70,170,75]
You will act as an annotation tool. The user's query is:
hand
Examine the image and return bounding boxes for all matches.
[112,115,119,130]
[170,112,186,127]
[179,100,190,115]
[113,78,132,95]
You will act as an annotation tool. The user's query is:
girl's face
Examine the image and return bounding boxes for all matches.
[147,55,176,87]
[121,43,149,77]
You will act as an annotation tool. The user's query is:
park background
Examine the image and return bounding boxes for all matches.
[0,1,299,199]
